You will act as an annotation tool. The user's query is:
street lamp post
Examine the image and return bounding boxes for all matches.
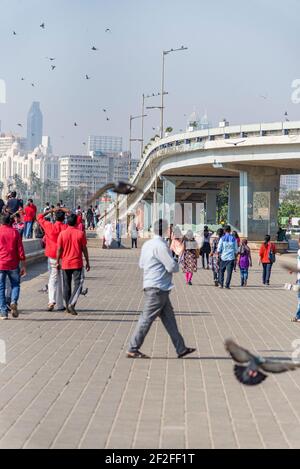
[141,92,160,159]
[129,114,147,179]
[160,46,188,138]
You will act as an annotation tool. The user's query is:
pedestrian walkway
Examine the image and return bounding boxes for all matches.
[0,244,300,449]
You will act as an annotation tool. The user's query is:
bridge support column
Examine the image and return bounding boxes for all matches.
[206,191,217,225]
[239,168,280,240]
[228,179,240,232]
[143,200,152,233]
[162,177,176,225]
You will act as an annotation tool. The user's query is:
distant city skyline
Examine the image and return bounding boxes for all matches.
[1,0,300,157]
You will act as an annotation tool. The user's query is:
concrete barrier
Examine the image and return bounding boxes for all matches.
[23,239,45,265]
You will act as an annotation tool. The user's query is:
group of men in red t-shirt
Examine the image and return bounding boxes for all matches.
[38,208,90,316]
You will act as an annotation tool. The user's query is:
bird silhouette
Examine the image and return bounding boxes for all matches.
[224,140,246,147]
[74,122,78,127]
[51,65,56,70]
[46,57,56,61]
[106,117,110,121]
[21,77,25,81]
[85,75,91,80]
[13,31,17,35]
[105,28,111,33]
[82,142,86,145]
[91,46,98,51]
[40,22,45,29]
[102,109,107,112]
[88,181,137,204]
[31,83,35,87]
[225,339,300,386]
[17,123,23,127]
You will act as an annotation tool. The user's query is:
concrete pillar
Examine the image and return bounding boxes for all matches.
[228,179,240,231]
[143,200,152,232]
[239,168,280,240]
[162,177,176,225]
[206,191,217,225]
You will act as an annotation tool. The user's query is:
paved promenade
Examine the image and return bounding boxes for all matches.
[0,241,300,449]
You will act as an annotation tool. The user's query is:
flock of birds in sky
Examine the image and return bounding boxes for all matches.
[12,22,112,145]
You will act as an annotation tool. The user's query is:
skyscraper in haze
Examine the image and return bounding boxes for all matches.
[27,101,43,151]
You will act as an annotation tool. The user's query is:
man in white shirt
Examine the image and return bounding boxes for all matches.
[127,218,196,359]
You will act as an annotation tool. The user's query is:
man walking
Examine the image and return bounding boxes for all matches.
[56,214,90,315]
[217,225,238,289]
[0,214,26,319]
[127,218,196,359]
[37,207,69,311]
[24,199,37,239]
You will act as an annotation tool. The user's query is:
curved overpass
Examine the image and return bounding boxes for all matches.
[119,121,300,240]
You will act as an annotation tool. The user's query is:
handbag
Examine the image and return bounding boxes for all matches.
[269,247,276,264]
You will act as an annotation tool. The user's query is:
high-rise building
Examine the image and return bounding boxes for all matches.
[27,101,43,151]
[0,134,27,155]
[88,136,122,155]
[281,174,300,192]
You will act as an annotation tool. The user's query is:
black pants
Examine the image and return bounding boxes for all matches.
[262,263,272,285]
[131,238,137,248]
[202,252,209,268]
[62,268,84,307]
[219,260,235,288]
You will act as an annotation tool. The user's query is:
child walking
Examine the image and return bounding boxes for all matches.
[238,239,252,287]
[181,230,198,286]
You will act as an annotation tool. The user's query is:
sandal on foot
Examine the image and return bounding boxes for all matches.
[178,347,196,358]
[126,351,149,359]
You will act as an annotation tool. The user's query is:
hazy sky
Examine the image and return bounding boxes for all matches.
[1,0,299,156]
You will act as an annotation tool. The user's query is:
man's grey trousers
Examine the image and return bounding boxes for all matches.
[129,288,186,355]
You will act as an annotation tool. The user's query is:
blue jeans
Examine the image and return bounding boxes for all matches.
[262,263,272,285]
[24,221,33,239]
[240,268,249,286]
[219,259,235,288]
[0,269,21,316]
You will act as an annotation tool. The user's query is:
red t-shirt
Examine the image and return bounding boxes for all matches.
[0,225,26,270]
[259,242,276,264]
[57,226,87,270]
[24,204,37,222]
[37,214,68,259]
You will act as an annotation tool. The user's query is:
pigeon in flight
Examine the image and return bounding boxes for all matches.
[17,123,23,127]
[51,65,56,70]
[106,117,110,121]
[13,31,17,36]
[88,181,137,204]
[224,140,246,147]
[91,46,98,51]
[74,122,78,127]
[105,28,111,33]
[31,83,35,87]
[40,22,45,29]
[225,339,300,386]
[46,57,56,61]
[85,75,91,80]
[21,77,25,81]
[82,142,86,146]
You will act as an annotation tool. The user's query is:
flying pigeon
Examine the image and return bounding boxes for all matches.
[74,122,78,127]
[87,181,137,204]
[82,142,86,145]
[224,140,246,147]
[40,22,45,29]
[21,77,25,81]
[106,117,110,121]
[91,46,98,51]
[46,57,56,61]
[17,123,23,127]
[85,74,91,80]
[13,31,17,35]
[102,109,107,112]
[105,28,111,33]
[51,65,56,70]
[225,339,300,386]
[31,83,35,87]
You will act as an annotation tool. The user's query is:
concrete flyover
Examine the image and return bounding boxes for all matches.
[114,121,300,241]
